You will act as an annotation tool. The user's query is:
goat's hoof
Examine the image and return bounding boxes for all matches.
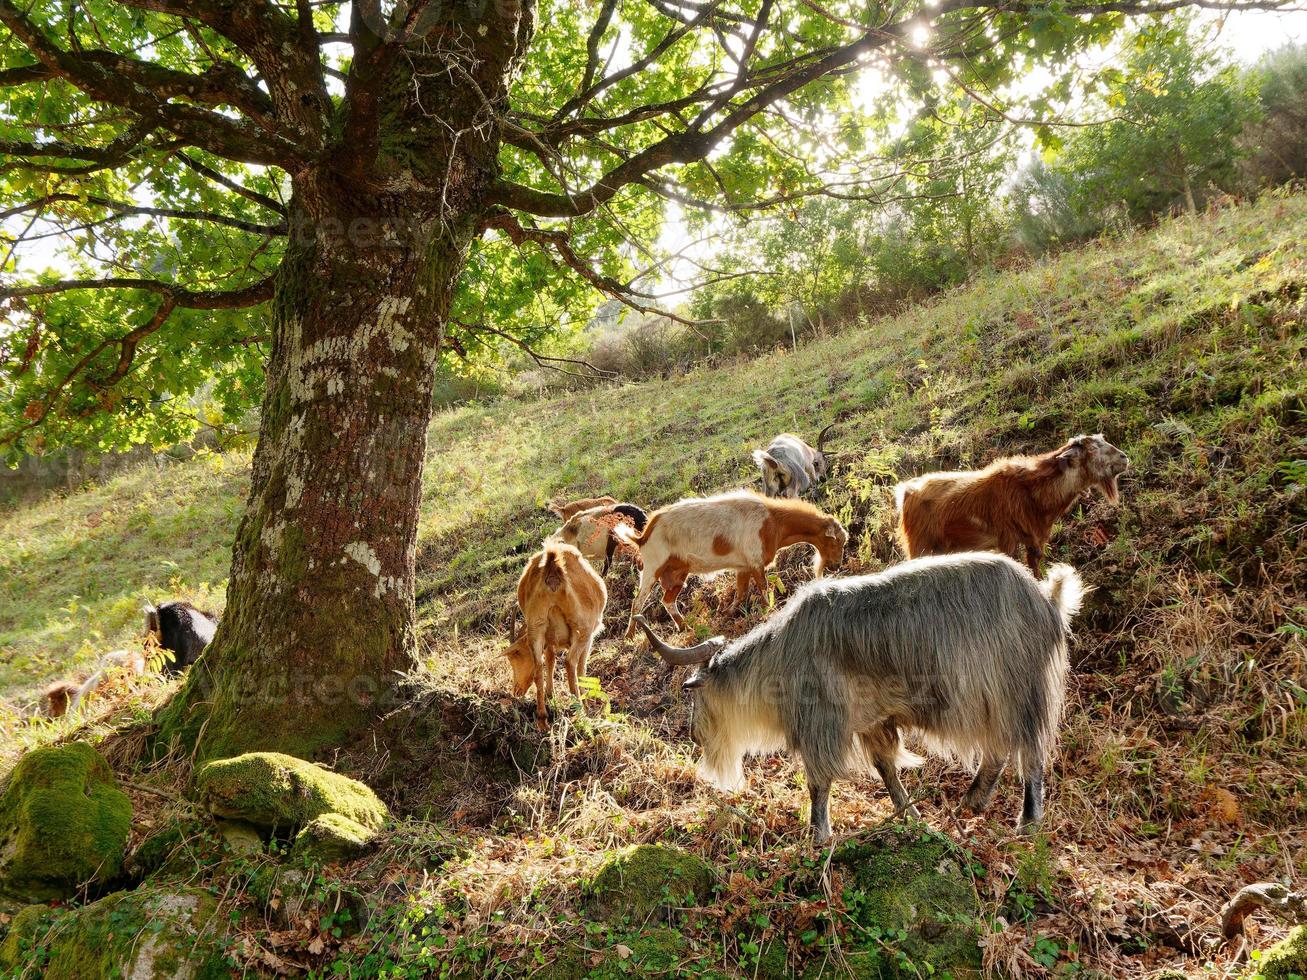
[534,716,550,733]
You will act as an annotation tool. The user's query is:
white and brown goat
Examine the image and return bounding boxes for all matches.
[502,542,607,731]
[614,490,847,639]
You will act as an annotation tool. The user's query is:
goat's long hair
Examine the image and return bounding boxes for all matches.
[691,553,1081,790]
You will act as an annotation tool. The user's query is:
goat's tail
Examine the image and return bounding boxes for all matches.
[539,548,566,591]
[143,603,160,635]
[1040,564,1086,631]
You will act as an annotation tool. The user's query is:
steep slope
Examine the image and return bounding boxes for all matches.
[1,190,1304,977]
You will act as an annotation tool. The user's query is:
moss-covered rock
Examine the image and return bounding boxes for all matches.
[9,885,229,979]
[587,844,715,924]
[1248,925,1307,979]
[825,827,983,979]
[195,752,388,834]
[291,812,376,865]
[547,926,701,979]
[0,742,132,904]
[0,904,54,971]
[217,819,265,858]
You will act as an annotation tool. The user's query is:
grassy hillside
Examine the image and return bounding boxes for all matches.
[2,190,1304,977]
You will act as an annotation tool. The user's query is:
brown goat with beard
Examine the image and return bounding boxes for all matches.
[894,434,1130,575]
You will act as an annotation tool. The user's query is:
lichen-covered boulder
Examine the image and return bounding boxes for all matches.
[1248,925,1307,979]
[828,827,983,979]
[291,812,376,865]
[4,886,229,980]
[588,844,715,923]
[195,752,388,834]
[0,742,132,904]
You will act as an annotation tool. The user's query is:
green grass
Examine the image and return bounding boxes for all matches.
[3,189,1304,702]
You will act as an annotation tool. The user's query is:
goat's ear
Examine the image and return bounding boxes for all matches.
[1056,442,1085,463]
[683,671,707,690]
[752,449,777,471]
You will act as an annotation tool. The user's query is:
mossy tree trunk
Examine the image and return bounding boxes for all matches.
[156,5,535,760]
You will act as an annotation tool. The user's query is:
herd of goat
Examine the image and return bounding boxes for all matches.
[41,428,1129,841]
[512,429,1128,840]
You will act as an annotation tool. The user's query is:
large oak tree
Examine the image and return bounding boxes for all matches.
[0,0,1283,758]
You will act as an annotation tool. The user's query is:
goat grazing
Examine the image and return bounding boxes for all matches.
[550,502,648,575]
[615,490,847,638]
[503,542,607,731]
[752,423,836,499]
[636,552,1084,841]
[894,434,1129,574]
[43,679,82,718]
[144,601,218,673]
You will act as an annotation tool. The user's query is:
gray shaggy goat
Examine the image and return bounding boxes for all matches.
[636,552,1084,841]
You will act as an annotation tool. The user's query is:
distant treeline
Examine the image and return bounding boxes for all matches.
[551,27,1307,385]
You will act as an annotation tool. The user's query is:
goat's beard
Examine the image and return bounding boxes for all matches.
[1100,472,1121,503]
[698,753,746,793]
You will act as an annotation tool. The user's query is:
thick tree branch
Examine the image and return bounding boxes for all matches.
[492,0,1295,218]
[111,0,329,143]
[0,0,305,166]
[0,275,275,308]
[0,193,287,236]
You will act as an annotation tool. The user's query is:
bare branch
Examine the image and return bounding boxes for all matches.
[177,154,288,215]
[481,209,708,328]
[450,319,614,380]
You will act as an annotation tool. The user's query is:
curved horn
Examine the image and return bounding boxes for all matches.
[504,605,523,639]
[816,422,837,454]
[634,616,724,667]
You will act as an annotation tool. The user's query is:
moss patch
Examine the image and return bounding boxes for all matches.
[587,844,715,924]
[291,812,376,865]
[195,751,389,834]
[0,904,54,971]
[1248,925,1307,980]
[0,742,132,904]
[829,827,983,979]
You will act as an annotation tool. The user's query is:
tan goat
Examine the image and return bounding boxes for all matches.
[503,542,607,731]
